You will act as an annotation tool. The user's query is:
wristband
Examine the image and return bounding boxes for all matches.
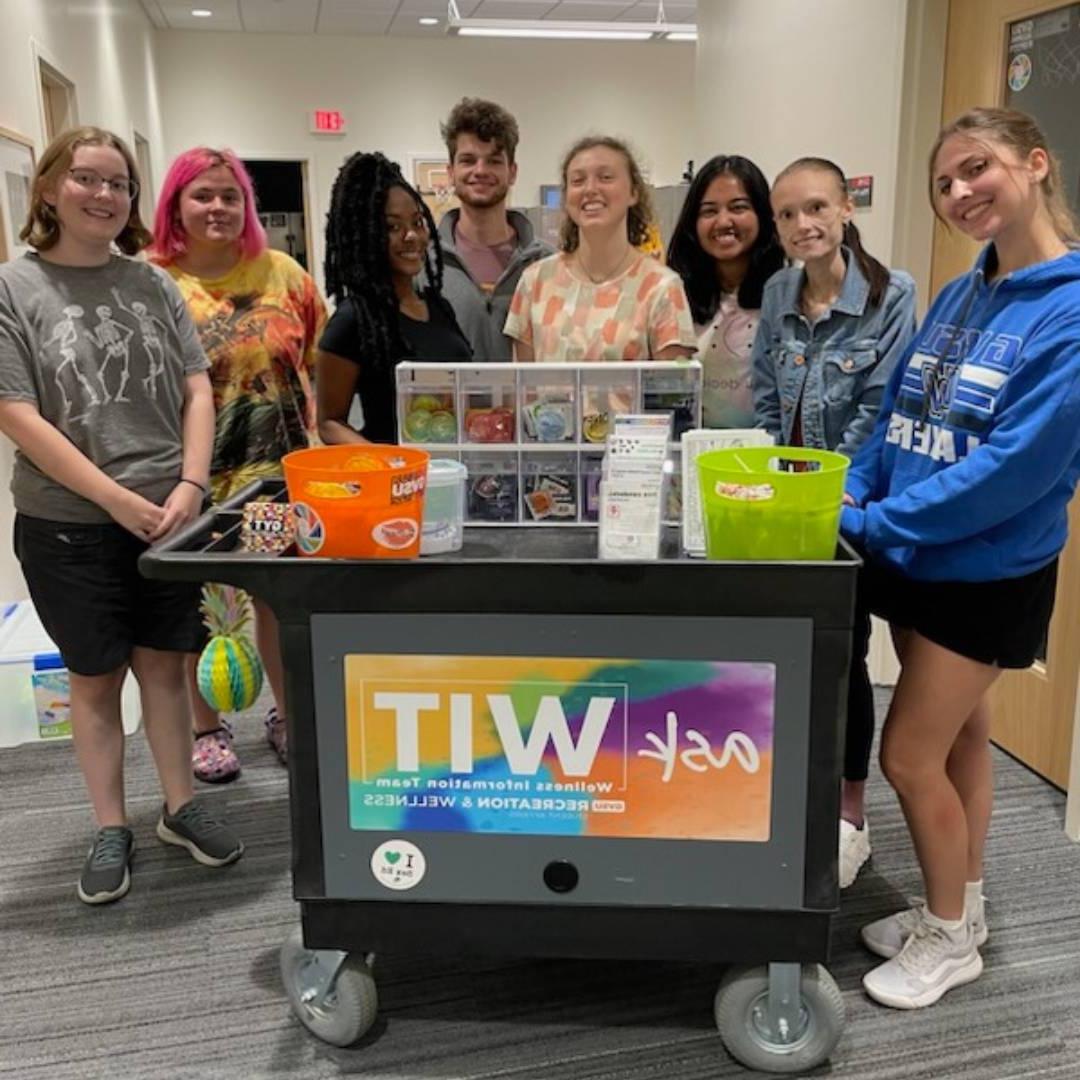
[179,477,209,496]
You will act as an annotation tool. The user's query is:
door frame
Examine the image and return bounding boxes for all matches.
[935,0,1080,840]
[242,155,316,274]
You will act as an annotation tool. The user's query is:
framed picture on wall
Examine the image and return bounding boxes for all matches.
[408,152,459,225]
[0,128,36,264]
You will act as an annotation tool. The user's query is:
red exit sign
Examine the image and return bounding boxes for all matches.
[311,109,346,134]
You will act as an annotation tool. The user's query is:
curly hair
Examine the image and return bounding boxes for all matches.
[441,98,520,164]
[558,135,654,253]
[323,151,444,367]
[21,126,150,255]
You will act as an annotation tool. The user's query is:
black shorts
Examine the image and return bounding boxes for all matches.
[14,513,206,677]
[858,551,1059,669]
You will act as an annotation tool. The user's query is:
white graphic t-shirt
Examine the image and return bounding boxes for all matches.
[0,253,209,523]
[695,291,761,429]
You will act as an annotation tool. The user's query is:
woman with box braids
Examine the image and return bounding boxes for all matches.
[318,151,471,444]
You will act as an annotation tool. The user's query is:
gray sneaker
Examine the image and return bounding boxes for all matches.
[156,800,244,867]
[78,826,134,905]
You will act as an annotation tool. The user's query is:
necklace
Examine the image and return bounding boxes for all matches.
[577,245,633,285]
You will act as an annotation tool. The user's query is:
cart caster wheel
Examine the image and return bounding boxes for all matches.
[280,926,378,1047]
[714,963,844,1074]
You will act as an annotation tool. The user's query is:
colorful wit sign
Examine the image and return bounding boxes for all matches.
[344,654,775,842]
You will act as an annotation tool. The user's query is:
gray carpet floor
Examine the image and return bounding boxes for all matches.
[1,688,1078,1080]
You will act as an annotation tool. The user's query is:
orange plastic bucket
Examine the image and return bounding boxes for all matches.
[282,445,430,559]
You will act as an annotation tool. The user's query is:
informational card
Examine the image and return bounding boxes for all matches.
[681,428,775,557]
[598,414,671,560]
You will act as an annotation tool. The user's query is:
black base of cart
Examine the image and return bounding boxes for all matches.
[141,481,858,1074]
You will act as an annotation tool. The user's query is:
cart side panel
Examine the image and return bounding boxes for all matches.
[305,612,814,911]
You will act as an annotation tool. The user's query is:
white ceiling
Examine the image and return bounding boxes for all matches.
[139,0,697,37]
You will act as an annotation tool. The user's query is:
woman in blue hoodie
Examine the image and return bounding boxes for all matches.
[844,107,1080,1010]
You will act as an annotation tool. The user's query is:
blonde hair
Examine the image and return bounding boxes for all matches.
[558,135,655,253]
[929,107,1079,243]
[20,126,150,255]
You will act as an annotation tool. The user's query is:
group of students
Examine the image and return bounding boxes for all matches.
[1,94,1079,1017]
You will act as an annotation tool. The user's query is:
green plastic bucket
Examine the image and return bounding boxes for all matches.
[696,446,849,561]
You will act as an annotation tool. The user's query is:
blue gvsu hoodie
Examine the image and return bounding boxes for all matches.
[841,247,1080,581]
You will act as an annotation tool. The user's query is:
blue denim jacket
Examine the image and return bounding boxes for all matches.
[751,251,917,457]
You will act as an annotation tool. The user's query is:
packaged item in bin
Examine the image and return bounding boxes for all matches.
[403,393,456,444]
[241,501,296,553]
[467,472,518,521]
[464,406,515,443]
[523,468,577,521]
[522,396,574,443]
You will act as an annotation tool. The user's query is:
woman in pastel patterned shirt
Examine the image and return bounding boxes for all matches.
[505,136,696,361]
[667,155,784,427]
[151,147,327,781]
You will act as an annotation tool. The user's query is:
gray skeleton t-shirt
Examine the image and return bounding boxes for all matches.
[0,253,209,523]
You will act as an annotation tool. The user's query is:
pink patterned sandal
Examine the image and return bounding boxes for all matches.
[192,721,240,783]
[265,707,287,766]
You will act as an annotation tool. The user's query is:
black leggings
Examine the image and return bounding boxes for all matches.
[845,599,875,783]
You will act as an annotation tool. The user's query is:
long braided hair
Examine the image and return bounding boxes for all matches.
[324,151,444,367]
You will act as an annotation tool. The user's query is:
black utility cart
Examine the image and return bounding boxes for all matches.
[141,480,859,1075]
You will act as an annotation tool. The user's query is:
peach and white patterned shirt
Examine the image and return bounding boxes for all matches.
[504,252,696,361]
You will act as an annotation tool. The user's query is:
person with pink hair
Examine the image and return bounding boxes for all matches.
[150,147,326,781]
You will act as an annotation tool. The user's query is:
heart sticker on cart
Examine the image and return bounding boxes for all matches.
[370,840,426,890]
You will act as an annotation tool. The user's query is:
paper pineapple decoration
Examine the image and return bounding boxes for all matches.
[196,584,264,712]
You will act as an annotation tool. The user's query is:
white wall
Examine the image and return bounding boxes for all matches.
[695,0,911,268]
[154,31,698,292]
[0,0,164,600]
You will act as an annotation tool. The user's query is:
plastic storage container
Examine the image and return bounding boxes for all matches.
[421,459,467,555]
[696,446,849,561]
[0,601,141,748]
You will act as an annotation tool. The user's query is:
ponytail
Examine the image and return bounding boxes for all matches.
[842,220,891,310]
[776,156,893,312]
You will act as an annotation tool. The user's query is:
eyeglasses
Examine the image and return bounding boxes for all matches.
[67,168,139,200]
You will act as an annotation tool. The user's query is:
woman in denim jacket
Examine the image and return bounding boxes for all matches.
[751,156,917,891]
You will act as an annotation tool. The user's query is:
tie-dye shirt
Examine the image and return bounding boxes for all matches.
[162,249,326,500]
[504,252,696,361]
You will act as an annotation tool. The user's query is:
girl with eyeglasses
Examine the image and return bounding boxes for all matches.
[0,127,243,906]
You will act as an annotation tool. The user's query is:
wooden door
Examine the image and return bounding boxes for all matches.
[936,0,1080,801]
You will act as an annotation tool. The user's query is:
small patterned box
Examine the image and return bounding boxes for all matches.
[241,501,296,554]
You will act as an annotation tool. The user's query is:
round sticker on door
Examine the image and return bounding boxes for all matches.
[1008,53,1032,92]
[370,839,426,890]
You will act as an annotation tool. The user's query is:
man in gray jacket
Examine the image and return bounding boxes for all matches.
[438,98,552,360]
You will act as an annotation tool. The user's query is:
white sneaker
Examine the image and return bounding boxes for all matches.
[862,897,988,959]
[839,819,871,889]
[863,918,983,1009]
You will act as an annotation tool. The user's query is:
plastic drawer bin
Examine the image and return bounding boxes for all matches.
[141,479,859,1075]
[0,601,141,748]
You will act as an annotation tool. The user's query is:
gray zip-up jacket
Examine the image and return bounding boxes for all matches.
[436,209,553,361]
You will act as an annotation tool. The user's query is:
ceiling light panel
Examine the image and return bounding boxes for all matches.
[238,0,318,33]
[159,0,242,29]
